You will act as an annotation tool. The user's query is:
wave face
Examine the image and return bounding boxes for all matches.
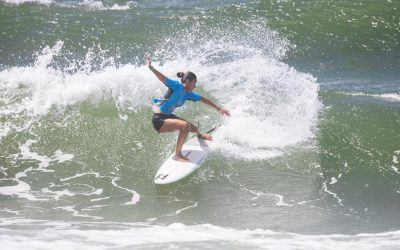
[0,18,321,159]
[0,0,399,249]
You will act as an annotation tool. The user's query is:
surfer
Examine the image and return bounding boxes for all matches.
[145,56,230,162]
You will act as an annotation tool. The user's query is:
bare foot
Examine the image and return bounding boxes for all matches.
[199,133,213,141]
[173,154,189,162]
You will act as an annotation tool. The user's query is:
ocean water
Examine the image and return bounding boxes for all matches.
[0,0,399,249]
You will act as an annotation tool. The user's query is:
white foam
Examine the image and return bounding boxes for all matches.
[0,139,74,200]
[1,0,135,10]
[41,187,75,200]
[53,150,74,163]
[158,53,321,160]
[378,93,400,102]
[0,41,159,140]
[54,206,102,220]
[1,0,53,5]
[0,166,47,201]
[239,182,293,207]
[40,183,102,200]
[81,204,109,211]
[189,53,320,160]
[175,202,198,215]
[90,196,110,202]
[1,208,20,215]
[0,25,320,160]
[79,0,137,10]
[271,193,293,207]
[18,139,52,171]
[108,3,131,10]
[0,222,399,250]
[60,172,105,182]
[344,91,400,102]
[322,182,343,206]
[390,166,400,174]
[0,217,45,226]
[111,176,140,205]
[0,171,31,196]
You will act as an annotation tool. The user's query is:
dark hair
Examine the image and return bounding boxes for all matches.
[177,71,197,83]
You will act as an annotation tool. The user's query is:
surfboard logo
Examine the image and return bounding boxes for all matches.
[155,173,169,180]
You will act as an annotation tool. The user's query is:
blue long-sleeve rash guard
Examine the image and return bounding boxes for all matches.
[152,77,202,114]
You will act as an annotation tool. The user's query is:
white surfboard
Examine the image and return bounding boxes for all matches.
[154,126,216,184]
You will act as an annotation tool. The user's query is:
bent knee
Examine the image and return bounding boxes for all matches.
[177,121,190,131]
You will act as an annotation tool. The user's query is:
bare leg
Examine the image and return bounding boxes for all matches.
[159,118,191,162]
[173,116,212,140]
[175,122,189,161]
[169,115,199,133]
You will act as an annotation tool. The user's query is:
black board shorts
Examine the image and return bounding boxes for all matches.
[152,113,180,132]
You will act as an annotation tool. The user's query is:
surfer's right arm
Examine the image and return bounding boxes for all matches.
[145,56,167,84]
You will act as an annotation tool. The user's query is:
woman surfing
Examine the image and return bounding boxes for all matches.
[146,56,230,162]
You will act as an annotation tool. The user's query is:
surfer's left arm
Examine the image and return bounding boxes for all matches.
[201,97,231,117]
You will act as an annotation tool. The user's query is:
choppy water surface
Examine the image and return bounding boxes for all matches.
[0,0,399,249]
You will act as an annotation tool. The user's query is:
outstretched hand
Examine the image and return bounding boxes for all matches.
[145,55,152,66]
[219,108,231,117]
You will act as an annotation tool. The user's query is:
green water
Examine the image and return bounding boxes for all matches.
[0,0,399,249]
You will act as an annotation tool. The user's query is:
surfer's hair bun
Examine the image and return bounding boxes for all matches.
[177,72,185,78]
[177,71,197,83]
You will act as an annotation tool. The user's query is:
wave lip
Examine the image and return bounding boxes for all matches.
[146,18,322,160]
[0,40,158,139]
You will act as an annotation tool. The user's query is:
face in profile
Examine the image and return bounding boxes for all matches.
[185,79,197,91]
